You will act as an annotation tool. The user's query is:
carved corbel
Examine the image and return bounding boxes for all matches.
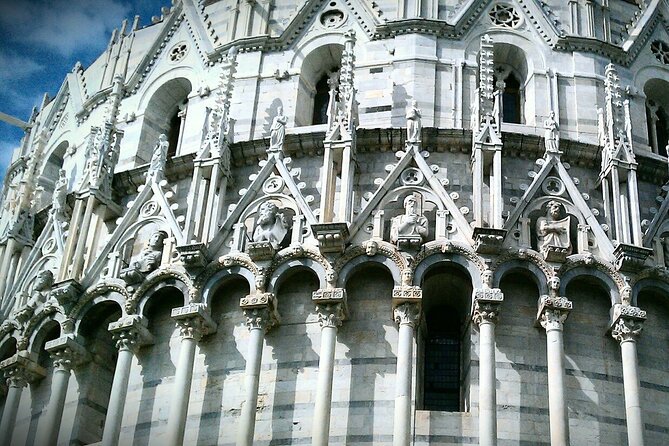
[240,292,279,332]
[613,243,653,272]
[471,288,504,326]
[49,279,83,308]
[108,315,154,353]
[536,295,573,330]
[473,227,507,254]
[176,243,209,271]
[171,303,217,341]
[311,223,350,254]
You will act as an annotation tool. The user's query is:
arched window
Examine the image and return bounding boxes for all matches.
[491,43,528,125]
[423,306,461,411]
[501,73,522,124]
[419,265,472,412]
[644,78,669,156]
[138,78,191,164]
[295,44,343,126]
[312,74,332,125]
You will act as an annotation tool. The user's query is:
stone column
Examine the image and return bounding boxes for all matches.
[167,304,217,446]
[472,288,503,446]
[0,352,46,442]
[237,293,279,446]
[610,304,646,446]
[391,285,422,446]
[101,315,153,446]
[35,336,89,446]
[311,288,348,446]
[537,295,572,446]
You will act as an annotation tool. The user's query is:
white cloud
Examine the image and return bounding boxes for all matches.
[0,53,43,83]
[0,140,19,184]
[0,0,131,57]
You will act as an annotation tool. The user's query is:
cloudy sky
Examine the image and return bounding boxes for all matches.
[0,0,170,181]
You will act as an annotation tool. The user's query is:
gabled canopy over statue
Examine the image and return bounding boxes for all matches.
[253,201,289,249]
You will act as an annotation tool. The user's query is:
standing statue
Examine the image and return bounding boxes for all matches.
[13,269,55,323]
[536,201,572,257]
[146,134,169,183]
[120,230,168,283]
[269,106,287,151]
[597,107,607,147]
[544,111,560,153]
[253,201,289,249]
[406,100,422,143]
[52,169,68,215]
[390,193,428,249]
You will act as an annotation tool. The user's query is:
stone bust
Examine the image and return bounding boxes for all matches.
[390,194,428,248]
[536,201,571,256]
[252,201,288,249]
[120,230,168,283]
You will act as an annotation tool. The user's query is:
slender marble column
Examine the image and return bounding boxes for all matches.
[102,315,153,446]
[237,293,279,446]
[537,295,572,446]
[472,288,503,446]
[610,304,646,446]
[311,289,348,446]
[0,353,45,442]
[392,300,421,446]
[35,336,89,446]
[167,304,216,446]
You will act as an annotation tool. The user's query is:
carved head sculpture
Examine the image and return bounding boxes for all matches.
[365,240,378,256]
[404,195,418,215]
[33,269,54,292]
[548,275,560,296]
[325,268,336,286]
[276,106,283,116]
[401,268,413,286]
[546,200,562,220]
[481,269,493,288]
[257,201,279,227]
[148,230,168,249]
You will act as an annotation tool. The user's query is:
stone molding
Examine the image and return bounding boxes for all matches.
[171,303,217,341]
[45,336,90,372]
[472,288,504,326]
[108,315,154,353]
[240,292,279,332]
[0,352,46,388]
[313,288,348,328]
[610,303,646,343]
[537,295,573,331]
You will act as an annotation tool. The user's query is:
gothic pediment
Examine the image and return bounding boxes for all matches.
[350,144,473,246]
[503,153,614,260]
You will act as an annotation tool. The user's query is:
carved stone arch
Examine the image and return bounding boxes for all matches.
[195,253,260,291]
[491,249,552,294]
[0,333,18,363]
[201,267,255,308]
[336,253,402,288]
[631,277,669,307]
[69,279,130,325]
[71,295,124,338]
[25,311,66,358]
[130,267,194,315]
[268,256,330,293]
[334,240,407,282]
[414,240,487,287]
[558,255,625,305]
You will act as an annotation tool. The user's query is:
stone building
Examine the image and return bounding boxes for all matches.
[0,0,669,445]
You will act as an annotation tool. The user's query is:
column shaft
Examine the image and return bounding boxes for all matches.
[36,367,71,446]
[312,325,337,446]
[546,327,569,445]
[479,320,497,446]
[621,339,644,446]
[393,322,414,446]
[101,347,134,446]
[166,336,197,446]
[237,327,265,446]
[0,385,23,442]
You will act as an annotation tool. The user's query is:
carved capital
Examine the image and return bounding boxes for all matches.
[0,352,46,388]
[45,336,89,372]
[536,295,572,331]
[108,315,154,353]
[316,302,347,329]
[393,302,421,328]
[472,288,503,326]
[610,304,646,343]
[240,292,279,332]
[171,303,217,341]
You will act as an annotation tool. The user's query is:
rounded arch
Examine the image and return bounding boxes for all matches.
[27,314,64,358]
[642,76,669,156]
[134,272,192,316]
[335,241,406,287]
[559,266,621,305]
[414,241,485,289]
[632,277,669,307]
[137,75,193,163]
[338,254,401,288]
[464,31,545,73]
[0,335,18,362]
[268,258,328,293]
[492,259,548,295]
[201,267,255,307]
[72,293,125,337]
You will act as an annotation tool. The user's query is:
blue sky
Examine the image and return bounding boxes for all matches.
[0,0,170,182]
